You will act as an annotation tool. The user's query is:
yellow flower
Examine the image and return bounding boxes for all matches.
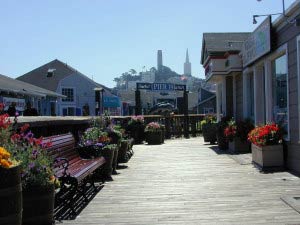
[0,147,10,160]
[0,159,12,168]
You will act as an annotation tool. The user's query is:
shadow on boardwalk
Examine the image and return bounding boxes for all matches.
[55,184,104,221]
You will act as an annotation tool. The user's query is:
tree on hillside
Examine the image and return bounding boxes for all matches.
[113,69,141,89]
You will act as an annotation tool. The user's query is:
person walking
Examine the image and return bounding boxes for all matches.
[7,102,16,117]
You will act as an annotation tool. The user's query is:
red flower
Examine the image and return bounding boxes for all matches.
[0,114,11,129]
[248,123,282,146]
[20,123,30,133]
[11,133,21,142]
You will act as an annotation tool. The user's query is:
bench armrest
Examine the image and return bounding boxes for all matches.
[54,157,69,177]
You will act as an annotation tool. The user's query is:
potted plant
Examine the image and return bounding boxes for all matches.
[126,115,145,144]
[216,116,230,150]
[160,124,165,143]
[224,119,254,153]
[78,126,104,158]
[145,122,163,145]
[106,125,123,175]
[100,144,118,181]
[10,123,58,225]
[201,115,217,144]
[0,113,22,225]
[248,123,283,170]
[118,139,129,164]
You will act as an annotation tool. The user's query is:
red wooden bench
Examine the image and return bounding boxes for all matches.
[42,133,106,214]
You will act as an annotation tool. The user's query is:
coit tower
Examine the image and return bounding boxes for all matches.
[157,50,163,72]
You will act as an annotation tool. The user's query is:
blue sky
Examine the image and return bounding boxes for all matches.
[0,0,295,88]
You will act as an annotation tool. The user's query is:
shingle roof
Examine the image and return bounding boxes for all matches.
[17,59,111,92]
[0,74,65,98]
[201,32,250,64]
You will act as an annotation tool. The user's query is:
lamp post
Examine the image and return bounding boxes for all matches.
[253,0,298,25]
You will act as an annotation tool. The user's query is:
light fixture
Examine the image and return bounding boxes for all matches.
[253,15,257,24]
[253,0,298,25]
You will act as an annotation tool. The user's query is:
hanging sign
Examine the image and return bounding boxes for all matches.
[137,83,186,91]
[242,16,271,67]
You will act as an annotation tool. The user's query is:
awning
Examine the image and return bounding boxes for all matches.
[103,96,120,108]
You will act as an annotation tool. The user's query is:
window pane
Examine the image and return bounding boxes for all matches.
[62,88,74,102]
[272,54,288,133]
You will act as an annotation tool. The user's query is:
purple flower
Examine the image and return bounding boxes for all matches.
[85,140,93,146]
[28,162,35,169]
[32,149,38,157]
[95,142,104,147]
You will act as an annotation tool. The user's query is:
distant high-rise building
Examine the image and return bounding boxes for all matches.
[157,50,163,72]
[184,49,192,76]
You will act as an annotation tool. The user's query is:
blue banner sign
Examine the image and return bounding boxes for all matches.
[137,83,186,91]
[103,96,121,107]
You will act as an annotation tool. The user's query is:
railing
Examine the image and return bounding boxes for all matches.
[111,114,206,138]
[17,114,207,140]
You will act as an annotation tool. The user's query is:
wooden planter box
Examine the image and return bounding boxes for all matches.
[118,140,129,164]
[216,132,228,150]
[202,123,217,144]
[251,143,283,169]
[101,147,114,178]
[23,185,55,225]
[146,131,162,145]
[0,165,22,225]
[229,138,251,153]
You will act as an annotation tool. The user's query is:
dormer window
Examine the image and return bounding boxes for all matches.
[47,68,56,77]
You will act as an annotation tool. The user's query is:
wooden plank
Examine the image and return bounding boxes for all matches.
[62,137,300,225]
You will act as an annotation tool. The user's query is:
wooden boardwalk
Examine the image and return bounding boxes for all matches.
[63,137,300,225]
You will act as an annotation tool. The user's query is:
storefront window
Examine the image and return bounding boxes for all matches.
[272,54,288,135]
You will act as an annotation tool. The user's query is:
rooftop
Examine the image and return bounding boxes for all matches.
[0,73,65,98]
